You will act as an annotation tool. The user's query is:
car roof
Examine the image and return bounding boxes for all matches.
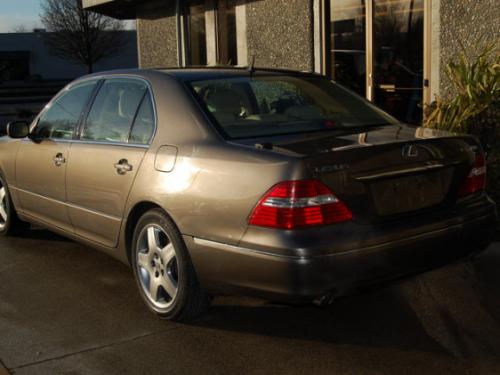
[157,66,320,81]
[81,67,321,83]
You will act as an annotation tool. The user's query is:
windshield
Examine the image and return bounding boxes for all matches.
[187,74,399,140]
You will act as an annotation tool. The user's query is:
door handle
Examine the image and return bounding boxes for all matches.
[53,153,66,167]
[114,159,133,175]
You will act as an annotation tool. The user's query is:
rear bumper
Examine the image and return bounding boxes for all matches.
[185,196,497,301]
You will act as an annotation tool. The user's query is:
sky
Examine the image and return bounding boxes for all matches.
[0,0,135,33]
[0,0,43,32]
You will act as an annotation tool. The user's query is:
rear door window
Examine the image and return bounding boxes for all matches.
[82,78,148,143]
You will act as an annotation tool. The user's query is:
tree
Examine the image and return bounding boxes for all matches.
[40,0,128,73]
[11,25,29,33]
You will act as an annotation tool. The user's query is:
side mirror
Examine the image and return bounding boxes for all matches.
[7,121,30,139]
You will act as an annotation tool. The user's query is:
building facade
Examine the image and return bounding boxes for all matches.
[83,0,499,125]
[0,30,138,131]
[0,30,138,82]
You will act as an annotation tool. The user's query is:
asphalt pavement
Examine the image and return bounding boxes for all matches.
[1,229,500,375]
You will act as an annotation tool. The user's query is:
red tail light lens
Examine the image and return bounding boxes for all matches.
[249,179,353,229]
[458,152,486,197]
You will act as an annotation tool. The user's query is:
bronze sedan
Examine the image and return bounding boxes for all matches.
[0,68,496,320]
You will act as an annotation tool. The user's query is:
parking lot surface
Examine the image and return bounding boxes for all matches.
[1,229,500,375]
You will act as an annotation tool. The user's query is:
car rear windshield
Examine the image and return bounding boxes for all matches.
[187,74,399,139]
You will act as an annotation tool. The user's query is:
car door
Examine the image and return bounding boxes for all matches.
[66,77,156,247]
[14,80,98,232]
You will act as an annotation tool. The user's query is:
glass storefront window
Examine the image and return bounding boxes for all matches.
[217,0,238,65]
[184,0,238,65]
[186,0,207,66]
[328,0,424,125]
[373,0,424,124]
[185,0,239,66]
[329,0,366,97]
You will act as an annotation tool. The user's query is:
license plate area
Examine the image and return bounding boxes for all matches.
[370,169,453,216]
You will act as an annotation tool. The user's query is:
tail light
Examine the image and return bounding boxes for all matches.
[248,179,353,229]
[458,152,486,197]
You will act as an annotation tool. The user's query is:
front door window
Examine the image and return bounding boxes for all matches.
[34,81,97,140]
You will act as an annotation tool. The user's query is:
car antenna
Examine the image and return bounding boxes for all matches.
[248,55,256,77]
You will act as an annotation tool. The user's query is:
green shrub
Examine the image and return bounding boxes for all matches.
[424,42,500,205]
[425,43,499,132]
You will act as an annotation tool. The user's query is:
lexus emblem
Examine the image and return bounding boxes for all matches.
[402,145,419,158]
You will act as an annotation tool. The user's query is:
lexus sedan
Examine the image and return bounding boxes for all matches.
[0,68,496,321]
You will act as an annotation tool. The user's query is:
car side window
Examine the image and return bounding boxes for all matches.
[82,78,148,143]
[129,92,155,145]
[34,81,97,140]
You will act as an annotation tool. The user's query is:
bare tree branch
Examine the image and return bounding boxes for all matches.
[40,0,129,73]
[11,25,29,33]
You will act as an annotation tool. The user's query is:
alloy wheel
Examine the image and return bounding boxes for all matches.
[136,224,179,309]
[0,182,7,230]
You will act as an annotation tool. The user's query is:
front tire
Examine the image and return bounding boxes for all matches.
[131,209,209,321]
[0,174,28,236]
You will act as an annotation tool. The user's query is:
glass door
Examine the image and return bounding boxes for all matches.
[216,0,238,65]
[184,0,240,66]
[373,0,424,124]
[185,0,208,66]
[327,0,425,124]
[329,0,367,97]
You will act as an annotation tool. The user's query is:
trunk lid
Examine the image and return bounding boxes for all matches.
[237,124,478,223]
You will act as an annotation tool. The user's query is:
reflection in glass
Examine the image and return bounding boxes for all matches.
[329,0,366,96]
[373,0,424,124]
[186,0,207,66]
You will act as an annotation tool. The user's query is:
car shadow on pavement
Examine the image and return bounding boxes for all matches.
[192,245,500,362]
[471,247,500,326]
[194,283,450,356]
[16,227,72,242]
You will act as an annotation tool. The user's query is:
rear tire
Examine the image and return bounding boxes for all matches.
[131,208,210,321]
[0,174,29,236]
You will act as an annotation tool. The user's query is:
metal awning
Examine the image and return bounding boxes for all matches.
[82,0,170,19]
